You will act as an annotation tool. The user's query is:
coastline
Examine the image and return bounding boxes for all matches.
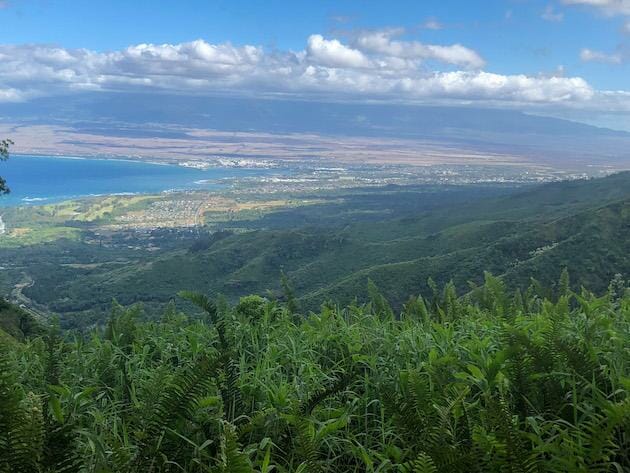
[11,153,179,168]
[11,153,282,170]
[0,155,287,208]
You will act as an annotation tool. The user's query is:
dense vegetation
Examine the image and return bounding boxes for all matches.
[4,172,628,329]
[0,138,12,194]
[1,272,628,472]
[0,297,43,341]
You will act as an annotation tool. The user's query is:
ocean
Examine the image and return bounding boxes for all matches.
[0,155,281,206]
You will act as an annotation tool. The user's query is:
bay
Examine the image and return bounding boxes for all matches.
[0,155,281,206]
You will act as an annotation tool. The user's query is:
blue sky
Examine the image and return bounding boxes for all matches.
[0,0,629,127]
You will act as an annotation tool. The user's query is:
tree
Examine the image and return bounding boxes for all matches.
[0,138,13,195]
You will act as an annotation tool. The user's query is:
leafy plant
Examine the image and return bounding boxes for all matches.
[1,273,628,472]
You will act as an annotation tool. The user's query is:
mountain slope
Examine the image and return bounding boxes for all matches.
[4,93,630,167]
[0,298,42,341]
[301,198,629,308]
[19,172,630,326]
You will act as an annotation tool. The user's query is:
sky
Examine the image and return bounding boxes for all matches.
[0,0,629,129]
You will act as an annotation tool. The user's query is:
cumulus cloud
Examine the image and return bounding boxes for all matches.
[0,33,627,113]
[354,29,485,69]
[306,35,370,68]
[394,71,593,103]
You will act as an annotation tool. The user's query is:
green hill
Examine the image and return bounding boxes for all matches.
[16,172,629,327]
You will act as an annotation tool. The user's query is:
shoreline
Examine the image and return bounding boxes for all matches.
[11,153,184,168]
[10,153,284,171]
[0,155,289,208]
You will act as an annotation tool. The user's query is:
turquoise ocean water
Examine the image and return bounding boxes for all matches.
[0,155,281,206]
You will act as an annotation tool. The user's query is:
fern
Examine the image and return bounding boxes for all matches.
[41,327,81,473]
[487,394,538,473]
[1,275,628,472]
[180,291,247,424]
[179,291,226,349]
[293,414,322,473]
[0,344,24,473]
[7,392,45,473]
[221,357,246,423]
[401,453,437,473]
[133,356,216,471]
[213,421,254,473]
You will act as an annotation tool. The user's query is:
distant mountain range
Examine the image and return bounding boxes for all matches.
[2,93,629,168]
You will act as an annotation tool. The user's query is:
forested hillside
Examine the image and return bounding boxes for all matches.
[0,297,42,341]
[13,172,628,328]
[1,274,628,472]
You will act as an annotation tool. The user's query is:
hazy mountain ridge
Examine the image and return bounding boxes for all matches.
[3,93,629,169]
[3,93,628,138]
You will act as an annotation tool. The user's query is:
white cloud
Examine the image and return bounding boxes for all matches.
[354,29,485,69]
[580,47,623,63]
[395,71,594,103]
[0,87,23,101]
[0,34,627,113]
[542,5,565,21]
[562,0,630,64]
[306,35,370,68]
[562,0,630,15]
[565,2,630,63]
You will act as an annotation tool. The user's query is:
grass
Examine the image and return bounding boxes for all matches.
[0,226,81,248]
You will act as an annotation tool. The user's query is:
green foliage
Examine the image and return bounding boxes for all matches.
[1,275,629,472]
[0,298,43,340]
[367,278,394,319]
[7,172,630,328]
[0,138,12,194]
[280,271,300,317]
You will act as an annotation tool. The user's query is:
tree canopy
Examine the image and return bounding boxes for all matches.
[0,138,13,194]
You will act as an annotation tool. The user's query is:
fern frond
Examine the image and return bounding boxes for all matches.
[221,357,246,423]
[213,421,254,473]
[180,291,229,352]
[0,345,25,473]
[7,392,45,473]
[133,356,216,470]
[406,452,438,473]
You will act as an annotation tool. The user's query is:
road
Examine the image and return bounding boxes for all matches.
[11,273,50,321]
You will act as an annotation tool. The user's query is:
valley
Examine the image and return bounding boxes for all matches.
[2,168,628,330]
